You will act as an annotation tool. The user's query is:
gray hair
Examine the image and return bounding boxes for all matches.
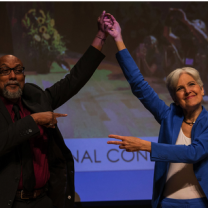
[166,67,203,100]
[2,80,22,99]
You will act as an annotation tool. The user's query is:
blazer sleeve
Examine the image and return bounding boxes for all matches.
[116,48,169,124]
[0,114,40,157]
[151,119,208,163]
[45,45,105,110]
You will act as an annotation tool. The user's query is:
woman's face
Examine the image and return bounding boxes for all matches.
[174,73,204,111]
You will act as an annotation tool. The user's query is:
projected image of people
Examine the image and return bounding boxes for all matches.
[106,14,208,208]
[135,35,165,79]
[164,8,208,102]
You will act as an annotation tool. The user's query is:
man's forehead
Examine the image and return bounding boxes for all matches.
[0,55,23,66]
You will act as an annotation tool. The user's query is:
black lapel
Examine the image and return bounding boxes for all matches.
[0,98,13,124]
[22,84,52,113]
[22,98,47,113]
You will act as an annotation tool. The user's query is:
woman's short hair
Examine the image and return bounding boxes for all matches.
[166,67,203,100]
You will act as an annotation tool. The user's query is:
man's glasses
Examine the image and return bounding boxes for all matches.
[0,66,25,76]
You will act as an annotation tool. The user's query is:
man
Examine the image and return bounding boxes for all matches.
[0,11,108,208]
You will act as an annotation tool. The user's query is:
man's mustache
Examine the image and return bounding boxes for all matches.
[4,81,21,87]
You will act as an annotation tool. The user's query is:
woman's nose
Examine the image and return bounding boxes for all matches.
[184,86,191,95]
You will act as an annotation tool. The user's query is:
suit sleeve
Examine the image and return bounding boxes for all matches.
[45,45,105,110]
[116,49,169,124]
[0,114,40,157]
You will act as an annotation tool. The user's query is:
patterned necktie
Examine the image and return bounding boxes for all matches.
[13,104,36,192]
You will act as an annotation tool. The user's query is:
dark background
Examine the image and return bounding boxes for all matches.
[1,2,206,61]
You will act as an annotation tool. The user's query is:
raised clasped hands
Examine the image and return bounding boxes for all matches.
[31,111,67,128]
[97,11,107,33]
[103,14,122,41]
[107,134,151,152]
[97,10,112,39]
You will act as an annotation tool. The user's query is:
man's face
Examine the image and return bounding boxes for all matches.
[0,55,25,101]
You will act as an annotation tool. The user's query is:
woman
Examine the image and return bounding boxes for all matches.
[104,15,208,208]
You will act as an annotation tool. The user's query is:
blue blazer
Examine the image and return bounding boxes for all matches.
[116,49,208,208]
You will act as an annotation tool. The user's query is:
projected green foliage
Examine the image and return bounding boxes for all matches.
[22,9,67,60]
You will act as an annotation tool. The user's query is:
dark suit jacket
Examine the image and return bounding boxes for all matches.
[0,46,105,208]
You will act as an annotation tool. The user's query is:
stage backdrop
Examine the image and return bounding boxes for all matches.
[1,1,208,202]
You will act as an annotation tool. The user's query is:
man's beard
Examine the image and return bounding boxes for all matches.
[2,81,22,99]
